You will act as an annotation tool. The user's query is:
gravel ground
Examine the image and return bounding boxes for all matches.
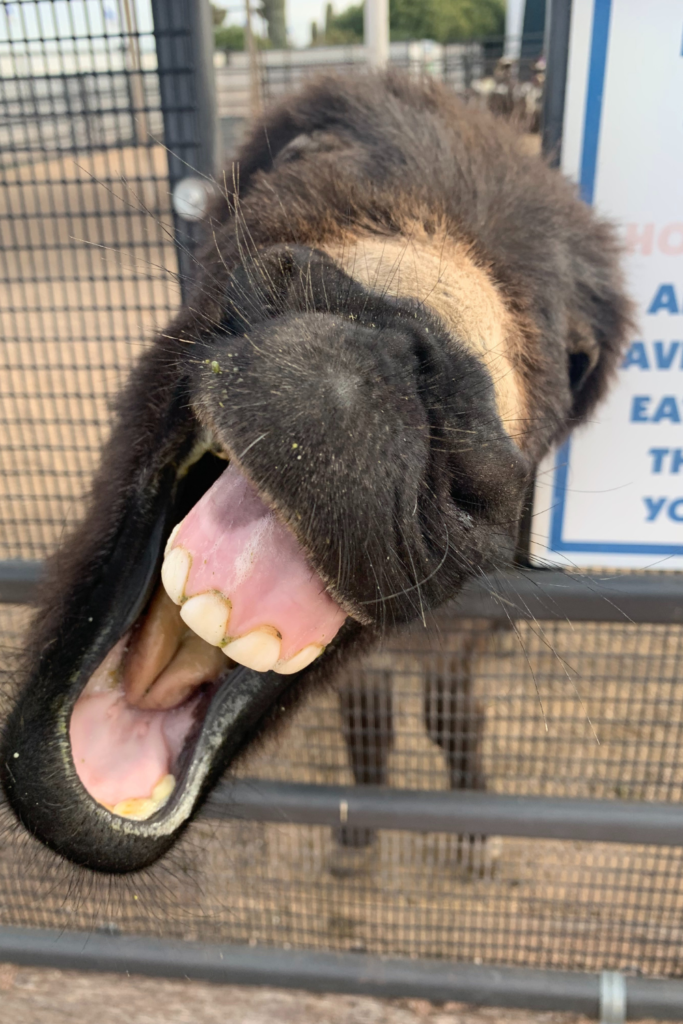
[0,965,671,1024]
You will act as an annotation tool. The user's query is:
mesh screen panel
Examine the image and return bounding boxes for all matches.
[0,3,681,987]
[2,604,683,978]
[240,618,683,803]
[0,0,178,560]
[214,38,545,154]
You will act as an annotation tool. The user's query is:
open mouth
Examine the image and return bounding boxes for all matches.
[42,449,348,867]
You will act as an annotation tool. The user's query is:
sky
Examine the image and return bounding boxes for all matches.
[287,0,330,48]
[222,0,330,49]
[0,1,341,53]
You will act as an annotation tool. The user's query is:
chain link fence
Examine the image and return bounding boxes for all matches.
[0,1,682,1017]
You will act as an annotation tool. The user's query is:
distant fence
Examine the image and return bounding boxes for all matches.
[215,34,545,154]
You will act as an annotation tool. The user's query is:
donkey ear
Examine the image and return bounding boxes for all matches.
[274,130,349,167]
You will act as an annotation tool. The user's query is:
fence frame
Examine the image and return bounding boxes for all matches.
[4,0,683,1018]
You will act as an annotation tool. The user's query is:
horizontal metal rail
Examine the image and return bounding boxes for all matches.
[2,562,683,622]
[0,925,679,1018]
[206,779,683,846]
[0,560,42,605]
[452,569,683,624]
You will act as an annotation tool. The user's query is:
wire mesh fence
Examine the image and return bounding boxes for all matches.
[215,34,546,156]
[0,0,177,561]
[1,0,683,1005]
[2,604,683,977]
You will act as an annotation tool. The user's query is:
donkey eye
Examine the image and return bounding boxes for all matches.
[569,351,592,391]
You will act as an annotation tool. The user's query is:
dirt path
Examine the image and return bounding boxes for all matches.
[0,965,668,1024]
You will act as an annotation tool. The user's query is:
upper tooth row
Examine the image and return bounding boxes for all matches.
[161,544,323,675]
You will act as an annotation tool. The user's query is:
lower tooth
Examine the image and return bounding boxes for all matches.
[223,628,281,672]
[161,546,192,605]
[180,591,231,647]
[110,773,175,821]
[275,644,324,675]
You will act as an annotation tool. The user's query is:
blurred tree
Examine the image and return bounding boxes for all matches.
[214,23,247,50]
[212,2,271,52]
[311,0,505,45]
[312,2,363,44]
[392,0,505,40]
[259,0,287,47]
[211,3,227,26]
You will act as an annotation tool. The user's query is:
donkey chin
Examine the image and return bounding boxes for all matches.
[0,70,632,873]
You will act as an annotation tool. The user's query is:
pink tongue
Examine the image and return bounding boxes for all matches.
[173,463,346,661]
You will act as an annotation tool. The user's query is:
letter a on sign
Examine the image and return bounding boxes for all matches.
[648,285,679,315]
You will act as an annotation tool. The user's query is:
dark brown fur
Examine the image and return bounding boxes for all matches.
[1,71,633,871]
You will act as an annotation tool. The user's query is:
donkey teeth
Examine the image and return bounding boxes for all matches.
[160,546,192,605]
[180,592,231,647]
[110,773,176,821]
[274,644,324,675]
[164,523,181,558]
[222,628,281,672]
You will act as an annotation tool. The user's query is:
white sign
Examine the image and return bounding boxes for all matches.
[532,0,683,569]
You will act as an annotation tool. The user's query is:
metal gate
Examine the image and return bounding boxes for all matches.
[1,2,683,1019]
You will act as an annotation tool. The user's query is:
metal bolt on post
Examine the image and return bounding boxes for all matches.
[173,177,218,222]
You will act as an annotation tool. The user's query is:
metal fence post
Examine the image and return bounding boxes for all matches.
[514,0,573,560]
[542,0,573,165]
[600,972,627,1024]
[150,0,218,299]
[365,0,390,68]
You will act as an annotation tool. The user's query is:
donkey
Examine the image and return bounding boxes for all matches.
[1,71,631,872]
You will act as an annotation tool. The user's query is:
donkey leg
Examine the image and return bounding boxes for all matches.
[423,637,488,869]
[335,668,394,850]
[423,647,486,794]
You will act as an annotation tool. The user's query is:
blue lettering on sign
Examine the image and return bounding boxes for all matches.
[644,497,667,521]
[632,396,683,421]
[643,497,683,522]
[648,284,680,314]
[648,449,683,474]
[622,342,650,369]
[631,395,651,421]
[652,396,681,422]
[649,448,669,473]
[621,342,683,370]
[654,341,681,368]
